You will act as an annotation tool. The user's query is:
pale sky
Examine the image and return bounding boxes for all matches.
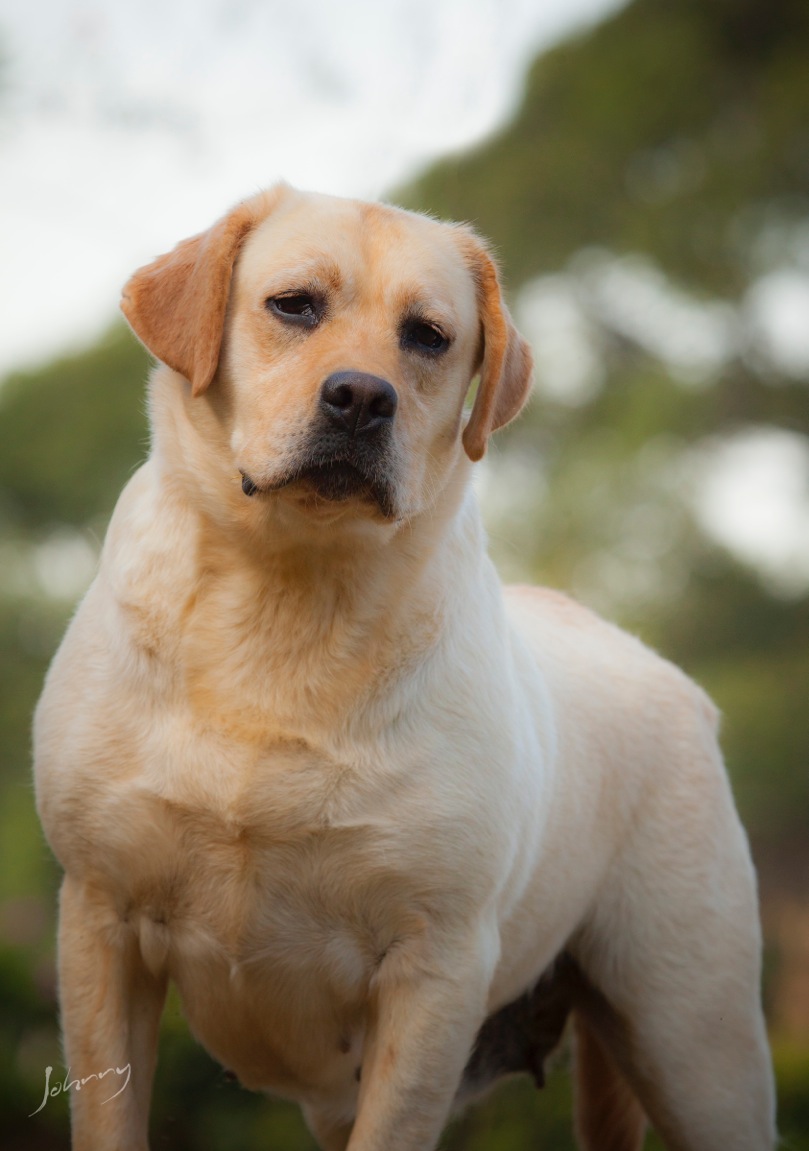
[0,0,621,374]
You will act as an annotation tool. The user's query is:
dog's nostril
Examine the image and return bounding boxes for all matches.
[369,391,396,420]
[320,371,398,436]
[330,384,354,411]
[241,473,258,497]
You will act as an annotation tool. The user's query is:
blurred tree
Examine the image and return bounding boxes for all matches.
[398,0,809,296]
[0,327,150,529]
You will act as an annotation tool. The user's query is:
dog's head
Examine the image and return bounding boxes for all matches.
[122,185,532,529]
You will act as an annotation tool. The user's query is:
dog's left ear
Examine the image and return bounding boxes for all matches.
[121,187,283,396]
[459,234,534,462]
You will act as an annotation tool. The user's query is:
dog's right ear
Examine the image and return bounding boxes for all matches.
[121,187,284,395]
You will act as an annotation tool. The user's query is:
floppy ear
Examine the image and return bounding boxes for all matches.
[120,189,281,396]
[460,236,534,463]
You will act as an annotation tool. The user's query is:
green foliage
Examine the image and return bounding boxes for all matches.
[775,1044,809,1149]
[0,325,150,530]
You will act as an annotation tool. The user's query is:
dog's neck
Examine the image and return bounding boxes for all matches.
[144,368,490,750]
[169,451,485,752]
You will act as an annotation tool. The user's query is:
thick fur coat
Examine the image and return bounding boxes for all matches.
[34,185,775,1151]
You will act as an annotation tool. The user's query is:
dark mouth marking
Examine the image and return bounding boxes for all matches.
[238,436,397,518]
[272,453,396,518]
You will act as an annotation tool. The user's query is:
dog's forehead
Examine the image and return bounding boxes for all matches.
[239,191,479,318]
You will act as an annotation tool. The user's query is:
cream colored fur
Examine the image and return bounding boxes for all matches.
[34,184,775,1151]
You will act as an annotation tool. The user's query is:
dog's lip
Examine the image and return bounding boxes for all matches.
[240,471,259,497]
[239,461,366,494]
[239,458,396,518]
[276,458,382,505]
[283,459,369,490]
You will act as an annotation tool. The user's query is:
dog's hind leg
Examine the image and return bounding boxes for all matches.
[573,1013,646,1151]
[572,940,774,1151]
[572,753,776,1150]
[302,1104,353,1151]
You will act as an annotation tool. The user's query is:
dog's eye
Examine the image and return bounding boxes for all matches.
[402,320,449,355]
[267,293,320,325]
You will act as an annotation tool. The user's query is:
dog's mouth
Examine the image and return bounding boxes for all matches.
[241,456,397,519]
[284,459,386,506]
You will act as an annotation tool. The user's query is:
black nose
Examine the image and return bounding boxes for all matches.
[319,371,398,436]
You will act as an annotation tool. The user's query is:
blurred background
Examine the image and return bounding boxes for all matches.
[1,0,808,1146]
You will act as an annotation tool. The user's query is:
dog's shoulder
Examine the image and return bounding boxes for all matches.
[503,583,720,756]
[500,585,740,890]
[34,461,198,788]
[97,458,203,655]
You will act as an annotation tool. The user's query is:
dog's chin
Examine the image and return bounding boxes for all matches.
[263,460,398,520]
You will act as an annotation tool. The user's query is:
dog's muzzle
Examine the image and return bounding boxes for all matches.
[241,371,400,518]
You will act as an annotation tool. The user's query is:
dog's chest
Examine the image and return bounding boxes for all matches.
[115,730,451,1093]
[109,730,398,926]
[96,724,430,950]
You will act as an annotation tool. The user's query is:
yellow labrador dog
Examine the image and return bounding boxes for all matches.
[34,184,775,1151]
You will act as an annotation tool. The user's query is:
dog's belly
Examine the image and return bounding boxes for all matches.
[166,896,371,1100]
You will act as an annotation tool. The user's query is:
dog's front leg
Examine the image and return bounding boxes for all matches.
[57,875,167,1151]
[348,934,493,1151]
